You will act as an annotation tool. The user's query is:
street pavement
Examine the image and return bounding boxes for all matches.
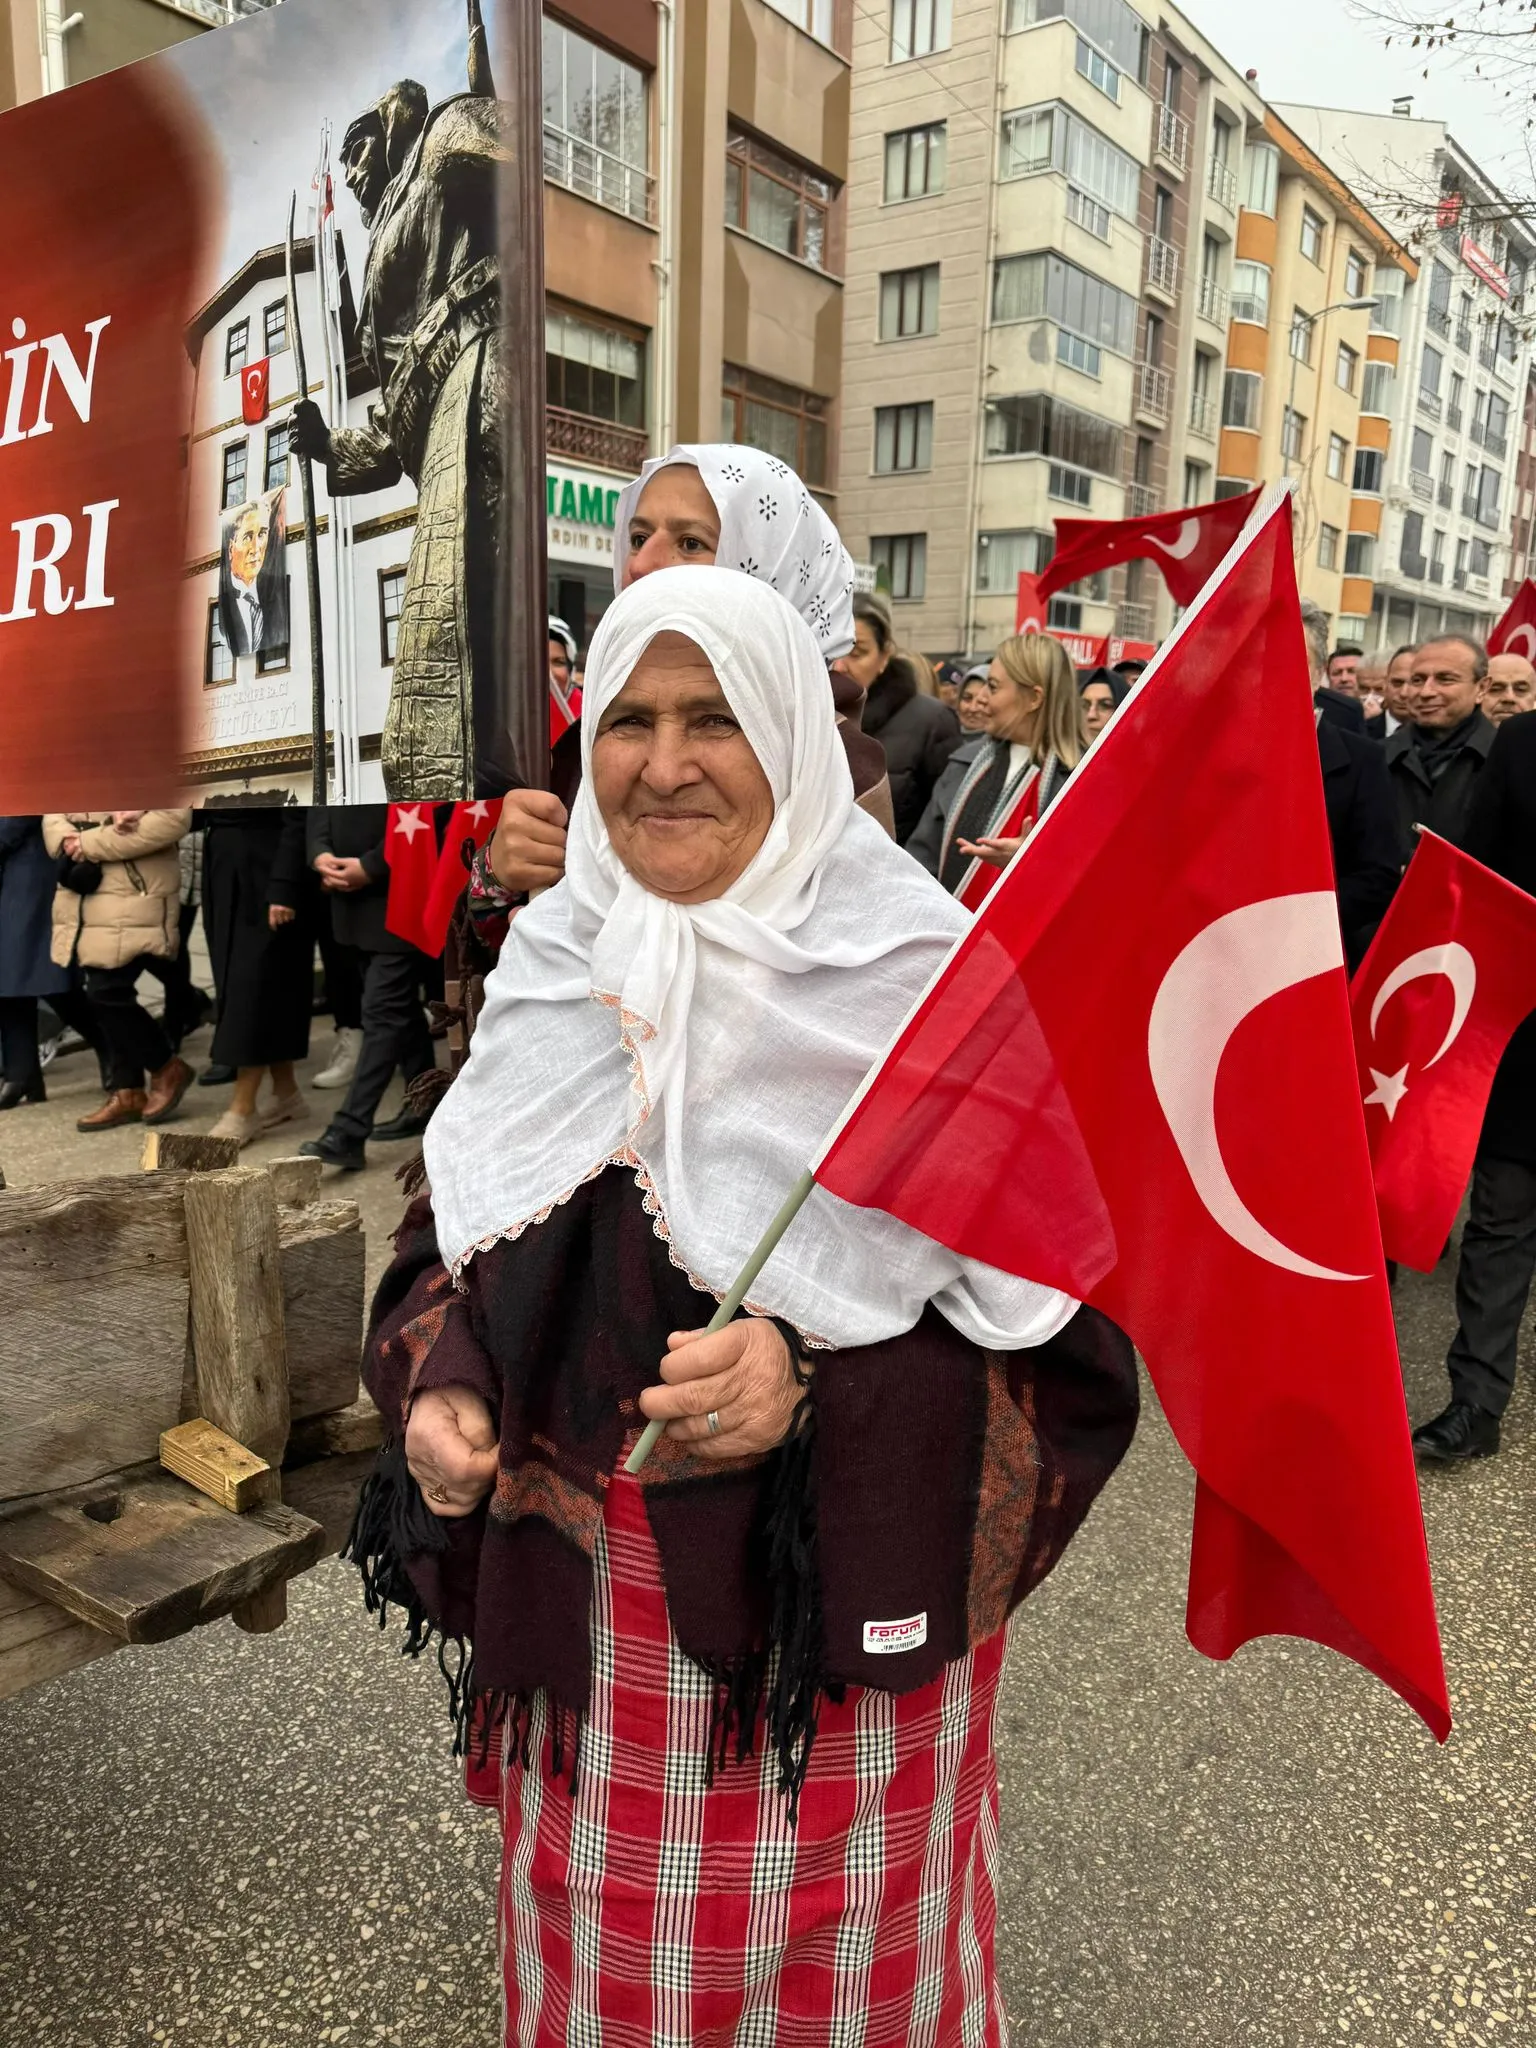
[2,1039,1534,2045]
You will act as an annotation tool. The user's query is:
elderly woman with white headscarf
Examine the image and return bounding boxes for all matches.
[349,568,1137,2045]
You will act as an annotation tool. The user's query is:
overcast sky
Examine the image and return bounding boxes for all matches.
[1182,0,1536,196]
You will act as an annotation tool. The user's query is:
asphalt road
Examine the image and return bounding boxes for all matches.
[2,1038,1533,2046]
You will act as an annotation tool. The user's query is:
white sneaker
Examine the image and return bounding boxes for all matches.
[313,1026,363,1089]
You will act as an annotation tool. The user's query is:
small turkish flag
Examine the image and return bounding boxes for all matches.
[1038,487,1263,607]
[1015,570,1046,635]
[550,677,581,750]
[1487,577,1536,659]
[383,802,441,954]
[241,356,270,426]
[1351,830,1536,1271]
[817,489,1448,1740]
[419,798,502,959]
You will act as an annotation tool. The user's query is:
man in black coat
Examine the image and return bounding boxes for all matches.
[1383,635,1495,862]
[1319,721,1400,971]
[299,806,437,1171]
[1414,712,1536,1461]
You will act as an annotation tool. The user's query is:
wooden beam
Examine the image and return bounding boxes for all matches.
[284,1394,384,1468]
[183,1168,290,1468]
[267,1155,323,1209]
[141,1130,242,1174]
[159,1418,272,1512]
[0,1575,117,1702]
[279,1200,365,1420]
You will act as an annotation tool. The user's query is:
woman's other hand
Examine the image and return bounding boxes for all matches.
[956,828,1031,871]
[639,1319,804,1460]
[268,903,297,929]
[406,1385,499,1516]
[489,789,569,894]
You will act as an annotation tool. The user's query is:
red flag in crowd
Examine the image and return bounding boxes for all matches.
[241,357,270,426]
[1036,486,1263,607]
[816,490,1449,1740]
[420,798,502,958]
[1487,577,1536,660]
[551,679,582,748]
[1014,571,1046,634]
[1351,830,1536,1272]
[383,802,439,954]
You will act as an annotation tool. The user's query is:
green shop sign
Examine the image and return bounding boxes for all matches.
[547,473,622,528]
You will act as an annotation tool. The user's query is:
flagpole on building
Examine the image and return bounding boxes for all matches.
[287,191,328,806]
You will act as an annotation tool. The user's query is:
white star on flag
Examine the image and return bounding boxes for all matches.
[392,805,428,845]
[1364,1065,1410,1120]
[465,802,492,825]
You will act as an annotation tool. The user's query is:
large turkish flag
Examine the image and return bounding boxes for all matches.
[383,802,442,955]
[1352,830,1536,1271]
[1487,577,1536,659]
[1037,487,1263,607]
[818,489,1449,1739]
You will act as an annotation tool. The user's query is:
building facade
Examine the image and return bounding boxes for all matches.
[0,0,258,108]
[1279,103,1536,651]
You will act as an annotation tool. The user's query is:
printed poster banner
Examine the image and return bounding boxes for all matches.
[0,0,520,810]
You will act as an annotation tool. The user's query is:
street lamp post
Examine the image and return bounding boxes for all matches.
[1284,296,1379,479]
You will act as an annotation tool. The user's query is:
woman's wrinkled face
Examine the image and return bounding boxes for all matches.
[956,679,991,731]
[593,631,775,903]
[831,617,886,692]
[623,467,722,585]
[985,659,1043,744]
[1081,682,1116,738]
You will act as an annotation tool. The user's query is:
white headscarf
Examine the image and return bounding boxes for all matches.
[612,444,856,660]
[426,568,1073,1352]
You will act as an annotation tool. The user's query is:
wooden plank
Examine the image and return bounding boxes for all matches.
[0,1577,117,1701]
[284,1394,382,1468]
[0,1175,191,1499]
[268,1155,323,1209]
[141,1130,242,1174]
[279,1201,365,1420]
[159,1419,272,1512]
[283,1450,376,1560]
[0,1472,323,1643]
[184,1168,290,1467]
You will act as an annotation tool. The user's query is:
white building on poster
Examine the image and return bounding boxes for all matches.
[183,238,417,801]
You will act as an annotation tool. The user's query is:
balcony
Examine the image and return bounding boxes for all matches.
[1126,482,1160,518]
[1145,235,1180,301]
[1206,157,1237,211]
[1197,273,1228,326]
[1118,600,1157,639]
[1468,572,1491,594]
[1153,103,1190,176]
[1456,324,1472,353]
[544,124,656,225]
[1447,404,1463,431]
[1230,290,1268,325]
[1429,559,1446,584]
[1400,552,1429,582]
[1427,303,1451,339]
[1189,391,1216,438]
[1479,340,1498,371]
[1409,470,1434,501]
[1439,481,1454,508]
[1452,568,1468,589]
[1135,360,1172,425]
[1418,389,1443,420]
[546,405,649,473]
[1485,429,1509,460]
[1462,492,1481,519]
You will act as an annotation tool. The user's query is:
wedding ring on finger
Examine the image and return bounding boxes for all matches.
[706,1410,722,1437]
[427,1482,451,1503]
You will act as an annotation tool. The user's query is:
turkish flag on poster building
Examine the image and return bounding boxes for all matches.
[1015,571,1046,634]
[241,356,270,426]
[383,803,441,954]
[419,798,502,959]
[1351,830,1536,1271]
[1037,487,1264,606]
[817,489,1449,1739]
[1487,577,1536,659]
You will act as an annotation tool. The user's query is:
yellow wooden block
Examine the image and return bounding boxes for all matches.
[158,1418,272,1513]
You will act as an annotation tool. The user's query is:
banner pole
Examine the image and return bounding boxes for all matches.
[287,192,328,807]
[623,1167,817,1474]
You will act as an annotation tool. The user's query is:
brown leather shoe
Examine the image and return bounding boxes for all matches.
[143,1055,195,1126]
[77,1088,147,1132]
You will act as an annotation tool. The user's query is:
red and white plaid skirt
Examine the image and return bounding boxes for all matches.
[492,1468,1010,2047]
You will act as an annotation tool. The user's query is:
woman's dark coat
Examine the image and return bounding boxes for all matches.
[205,811,313,1068]
[0,817,72,999]
[862,657,963,845]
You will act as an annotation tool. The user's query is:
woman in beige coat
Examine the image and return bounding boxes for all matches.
[41,809,196,1132]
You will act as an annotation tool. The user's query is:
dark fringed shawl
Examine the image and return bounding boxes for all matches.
[348,1166,1138,1816]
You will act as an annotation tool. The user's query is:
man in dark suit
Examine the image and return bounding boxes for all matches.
[1318,720,1400,970]
[1299,601,1367,734]
[1414,710,1536,1461]
[1383,634,1494,863]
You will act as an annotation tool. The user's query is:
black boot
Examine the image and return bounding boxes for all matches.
[0,1077,45,1110]
[1412,1400,1501,1463]
[298,1128,367,1172]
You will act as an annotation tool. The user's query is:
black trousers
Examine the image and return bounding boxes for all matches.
[1446,1153,1536,1419]
[0,990,105,1089]
[82,959,176,1092]
[138,903,204,1048]
[328,949,434,1142]
[319,927,364,1031]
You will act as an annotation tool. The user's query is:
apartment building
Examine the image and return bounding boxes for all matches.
[1214,110,1415,640]
[1280,103,1536,651]
[0,0,254,106]
[836,0,1263,657]
[544,0,850,647]
[1507,364,1536,596]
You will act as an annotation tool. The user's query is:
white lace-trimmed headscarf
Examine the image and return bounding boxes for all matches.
[611,444,857,661]
[426,568,1074,1352]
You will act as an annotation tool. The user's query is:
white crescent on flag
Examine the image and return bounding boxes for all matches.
[1147,892,1368,1282]
[1147,518,1201,561]
[1501,622,1536,661]
[1368,942,1476,1067]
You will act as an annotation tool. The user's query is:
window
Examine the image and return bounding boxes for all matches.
[1244,141,1279,215]
[1065,186,1111,240]
[224,320,249,377]
[1183,459,1207,505]
[1230,261,1269,326]
[885,122,946,202]
[204,601,234,688]
[879,263,940,339]
[1370,266,1405,336]
[1318,523,1340,570]
[1353,446,1385,493]
[1214,477,1251,500]
[1075,35,1119,100]
[546,307,646,427]
[1006,0,1148,78]
[1420,344,1443,397]
[725,129,833,270]
[1400,510,1426,576]
[1410,426,1434,476]
[1361,359,1393,413]
[263,423,289,495]
[872,532,927,600]
[890,0,951,60]
[1430,529,1446,578]
[998,103,1141,220]
[874,401,934,472]
[262,301,287,357]
[983,391,1122,475]
[1439,449,1455,495]
[1281,408,1305,462]
[256,589,289,676]
[1058,332,1099,375]
[1289,308,1313,363]
[1344,531,1375,576]
[1221,369,1261,431]
[762,0,835,44]
[1048,463,1094,504]
[1426,259,1453,329]
[1478,466,1502,526]
[1344,248,1368,299]
[720,365,829,486]
[990,252,1137,358]
[1300,207,1325,264]
[379,568,405,664]
[1336,342,1359,393]
[543,17,650,222]
[976,527,1050,592]
[1327,432,1349,481]
[1470,535,1493,577]
[1455,536,1469,580]
[221,440,248,511]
